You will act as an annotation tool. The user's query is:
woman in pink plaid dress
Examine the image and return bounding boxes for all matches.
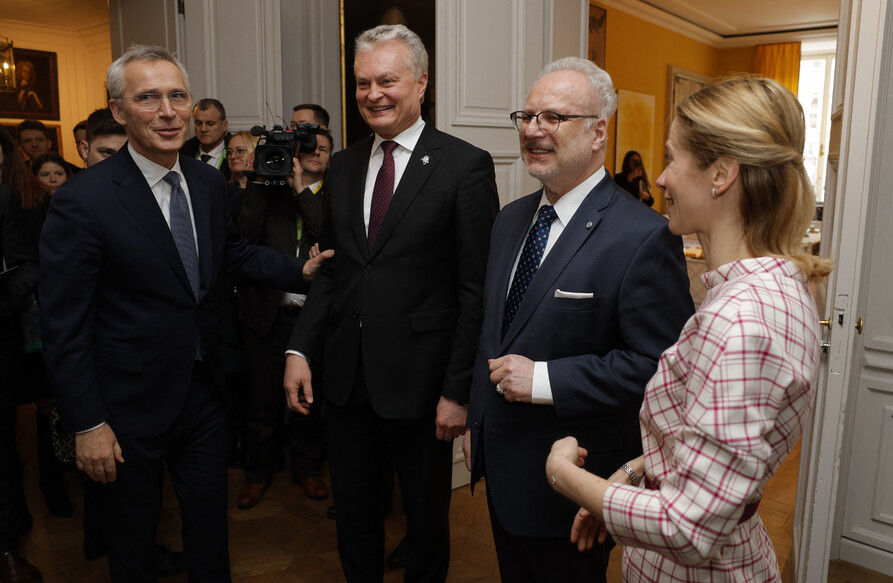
[546,76,833,582]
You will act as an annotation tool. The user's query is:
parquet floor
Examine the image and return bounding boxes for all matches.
[11,404,892,582]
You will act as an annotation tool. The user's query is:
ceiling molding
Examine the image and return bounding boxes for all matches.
[593,0,838,49]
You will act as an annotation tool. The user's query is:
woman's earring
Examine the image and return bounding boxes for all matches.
[712,187,717,200]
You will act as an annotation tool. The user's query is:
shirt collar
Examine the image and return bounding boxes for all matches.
[200,140,226,159]
[703,256,808,289]
[537,166,606,226]
[371,116,425,155]
[128,142,185,189]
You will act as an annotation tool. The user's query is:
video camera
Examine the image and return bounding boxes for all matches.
[250,123,321,180]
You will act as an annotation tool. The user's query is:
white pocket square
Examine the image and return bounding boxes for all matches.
[554,289,594,299]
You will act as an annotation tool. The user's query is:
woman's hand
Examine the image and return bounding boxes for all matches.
[547,436,587,481]
[571,507,609,551]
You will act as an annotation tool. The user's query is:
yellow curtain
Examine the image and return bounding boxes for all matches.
[754,42,801,94]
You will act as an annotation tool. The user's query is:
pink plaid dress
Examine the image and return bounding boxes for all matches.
[603,257,821,582]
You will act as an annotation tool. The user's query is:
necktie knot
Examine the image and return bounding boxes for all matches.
[380,140,398,156]
[536,205,557,227]
[200,154,211,163]
[163,171,181,188]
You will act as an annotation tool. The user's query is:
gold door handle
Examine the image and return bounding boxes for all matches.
[819,319,832,328]
[855,318,863,334]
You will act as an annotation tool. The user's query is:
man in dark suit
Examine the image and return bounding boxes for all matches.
[236,129,333,508]
[180,98,231,181]
[284,24,499,583]
[463,57,694,583]
[38,45,331,583]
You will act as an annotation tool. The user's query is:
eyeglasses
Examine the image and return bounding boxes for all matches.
[226,147,249,157]
[121,92,193,111]
[509,111,600,134]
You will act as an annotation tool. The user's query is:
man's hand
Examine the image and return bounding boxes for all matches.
[76,423,124,483]
[286,156,304,192]
[308,243,321,259]
[462,430,472,471]
[284,354,314,415]
[302,249,335,282]
[488,355,534,402]
[435,396,467,441]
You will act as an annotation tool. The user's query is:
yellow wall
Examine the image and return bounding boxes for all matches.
[595,3,756,212]
[0,19,111,169]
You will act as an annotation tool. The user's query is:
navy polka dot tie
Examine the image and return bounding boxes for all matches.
[502,204,558,338]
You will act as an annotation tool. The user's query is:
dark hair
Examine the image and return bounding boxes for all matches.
[85,107,126,143]
[73,120,87,138]
[0,126,48,210]
[31,152,73,179]
[194,98,226,120]
[16,119,49,140]
[317,130,334,151]
[621,150,642,174]
[292,103,330,127]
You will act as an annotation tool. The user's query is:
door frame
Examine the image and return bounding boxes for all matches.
[794,0,891,580]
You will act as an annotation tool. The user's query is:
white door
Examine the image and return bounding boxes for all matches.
[438,0,577,486]
[793,0,892,580]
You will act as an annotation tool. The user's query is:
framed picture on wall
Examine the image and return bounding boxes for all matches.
[588,3,606,69]
[2,122,64,158]
[0,48,61,121]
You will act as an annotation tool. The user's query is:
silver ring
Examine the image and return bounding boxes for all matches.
[496,384,506,394]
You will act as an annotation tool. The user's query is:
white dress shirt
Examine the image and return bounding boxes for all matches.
[506,167,606,405]
[196,139,226,170]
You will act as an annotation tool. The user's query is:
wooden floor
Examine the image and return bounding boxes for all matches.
[12,404,893,582]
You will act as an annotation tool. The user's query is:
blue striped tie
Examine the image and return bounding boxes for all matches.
[163,171,200,299]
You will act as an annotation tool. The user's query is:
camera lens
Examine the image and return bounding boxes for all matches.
[263,151,287,173]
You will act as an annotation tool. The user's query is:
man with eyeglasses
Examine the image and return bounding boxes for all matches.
[462,57,693,583]
[181,98,232,181]
[38,45,332,582]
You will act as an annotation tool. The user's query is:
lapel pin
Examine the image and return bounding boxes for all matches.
[586,221,593,229]
[421,155,430,165]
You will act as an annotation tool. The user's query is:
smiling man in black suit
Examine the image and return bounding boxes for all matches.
[284,24,499,583]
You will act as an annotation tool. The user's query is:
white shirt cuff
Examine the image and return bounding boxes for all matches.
[530,361,553,404]
[76,421,107,434]
[285,350,309,363]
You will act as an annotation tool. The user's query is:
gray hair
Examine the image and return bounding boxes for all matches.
[538,57,617,123]
[354,24,428,79]
[107,44,190,100]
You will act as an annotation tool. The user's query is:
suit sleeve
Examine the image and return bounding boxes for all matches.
[39,187,109,431]
[285,161,338,361]
[441,149,500,404]
[549,224,694,416]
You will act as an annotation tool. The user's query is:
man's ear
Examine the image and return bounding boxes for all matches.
[78,140,89,163]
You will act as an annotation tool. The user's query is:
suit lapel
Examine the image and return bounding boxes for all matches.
[348,138,374,257]
[184,165,213,301]
[111,150,196,301]
[499,178,614,350]
[368,124,439,258]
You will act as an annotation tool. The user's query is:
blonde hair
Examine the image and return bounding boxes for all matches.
[234,131,260,155]
[674,75,832,283]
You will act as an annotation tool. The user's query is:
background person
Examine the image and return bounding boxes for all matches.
[546,76,833,582]
[31,152,72,196]
[180,98,231,180]
[614,150,653,206]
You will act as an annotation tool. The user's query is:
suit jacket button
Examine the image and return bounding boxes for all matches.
[363,265,372,274]
[188,348,196,358]
[352,312,360,320]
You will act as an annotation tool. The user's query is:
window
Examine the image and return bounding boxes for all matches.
[798,53,836,203]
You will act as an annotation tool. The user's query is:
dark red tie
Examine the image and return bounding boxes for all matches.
[368,141,398,249]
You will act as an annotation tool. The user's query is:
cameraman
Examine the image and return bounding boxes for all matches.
[235,126,333,508]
